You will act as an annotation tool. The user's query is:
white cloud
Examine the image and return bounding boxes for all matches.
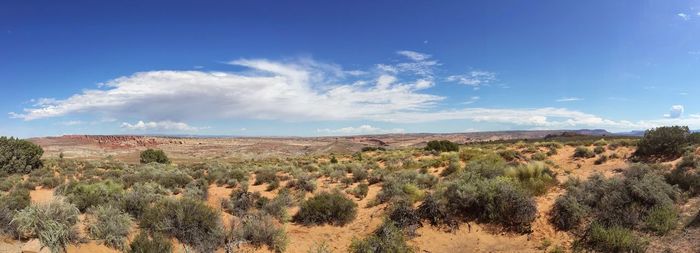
[317,125,405,135]
[678,13,690,20]
[462,96,480,105]
[12,58,443,123]
[556,97,583,102]
[120,120,201,131]
[396,50,431,61]
[664,105,684,118]
[446,71,497,89]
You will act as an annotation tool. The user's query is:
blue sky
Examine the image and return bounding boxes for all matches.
[1,0,700,137]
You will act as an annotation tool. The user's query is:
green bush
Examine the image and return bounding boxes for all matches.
[287,172,317,192]
[0,187,31,234]
[498,149,522,162]
[140,198,225,253]
[121,182,169,218]
[127,231,172,253]
[0,137,44,174]
[183,178,209,200]
[223,185,261,215]
[466,153,507,178]
[230,212,288,252]
[294,191,357,226]
[139,149,170,164]
[550,195,588,230]
[12,200,80,253]
[255,168,278,185]
[531,152,547,161]
[348,183,369,199]
[584,223,647,253]
[504,162,557,196]
[593,146,605,154]
[441,158,462,177]
[644,204,678,235]
[573,146,595,158]
[262,189,294,221]
[59,180,124,212]
[634,126,689,160]
[352,166,368,182]
[424,140,459,152]
[85,205,132,250]
[349,220,413,253]
[552,165,680,231]
[442,173,536,231]
[416,194,449,227]
[387,198,421,232]
[666,154,700,195]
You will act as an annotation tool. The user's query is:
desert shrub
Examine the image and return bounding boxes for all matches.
[0,137,44,174]
[139,149,170,164]
[0,174,22,191]
[85,205,132,250]
[349,220,413,253]
[573,146,595,158]
[40,176,62,189]
[223,185,261,215]
[424,140,459,152]
[583,223,648,253]
[531,152,547,161]
[416,194,449,227]
[183,178,209,200]
[634,126,689,160]
[666,154,700,195]
[127,231,172,253]
[440,157,462,177]
[352,166,368,182]
[287,172,317,192]
[294,191,357,226]
[0,187,30,234]
[466,153,507,178]
[230,212,288,252]
[504,162,557,196]
[121,182,168,218]
[206,164,247,186]
[553,165,680,231]
[255,168,278,185]
[348,183,369,199]
[12,200,80,253]
[442,173,536,231]
[368,168,387,185]
[60,180,124,212]
[550,195,589,230]
[387,198,421,233]
[498,149,522,162]
[594,155,608,165]
[375,177,424,205]
[593,146,605,154]
[140,197,224,253]
[643,204,678,235]
[262,189,294,221]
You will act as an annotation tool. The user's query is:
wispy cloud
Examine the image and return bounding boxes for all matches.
[317,125,405,135]
[446,71,497,89]
[556,97,583,102]
[462,96,480,104]
[120,120,202,132]
[678,13,690,20]
[396,50,431,61]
